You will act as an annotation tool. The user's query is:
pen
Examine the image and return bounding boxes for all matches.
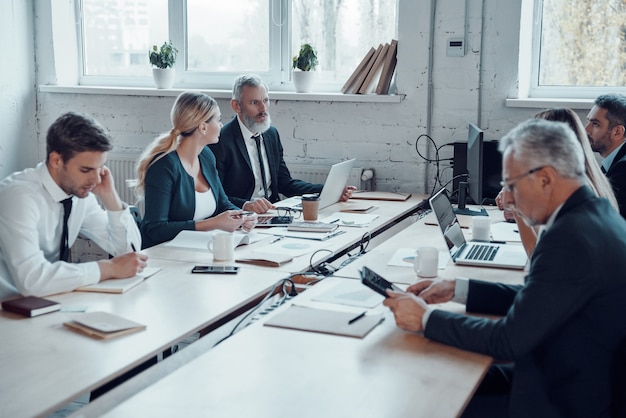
[489,240,506,244]
[322,230,346,240]
[270,236,285,244]
[131,243,137,252]
[329,218,340,223]
[348,311,367,325]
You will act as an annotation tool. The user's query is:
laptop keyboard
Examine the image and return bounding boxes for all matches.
[466,244,499,261]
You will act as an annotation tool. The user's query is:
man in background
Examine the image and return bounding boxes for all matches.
[586,93,626,217]
[0,112,147,301]
[210,73,354,214]
[384,118,626,417]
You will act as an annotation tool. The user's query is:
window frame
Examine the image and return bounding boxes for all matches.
[76,0,350,92]
[524,0,626,100]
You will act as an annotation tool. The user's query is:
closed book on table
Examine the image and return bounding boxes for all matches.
[64,311,146,340]
[339,203,379,214]
[351,191,412,201]
[76,267,162,294]
[236,252,293,267]
[264,305,384,338]
[1,296,61,317]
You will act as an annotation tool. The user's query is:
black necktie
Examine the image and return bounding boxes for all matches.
[59,197,73,262]
[601,165,607,174]
[253,134,269,199]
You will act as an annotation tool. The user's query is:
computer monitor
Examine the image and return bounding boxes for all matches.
[454,123,488,216]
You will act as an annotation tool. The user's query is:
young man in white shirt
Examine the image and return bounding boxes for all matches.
[0,112,148,301]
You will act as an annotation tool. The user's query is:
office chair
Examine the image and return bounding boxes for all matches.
[129,205,142,227]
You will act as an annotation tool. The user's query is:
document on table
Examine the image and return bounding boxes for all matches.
[311,280,385,308]
[319,212,379,227]
[490,222,522,242]
[250,237,328,257]
[165,230,265,250]
[256,227,346,241]
[387,248,449,269]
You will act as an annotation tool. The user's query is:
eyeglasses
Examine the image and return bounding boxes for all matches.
[500,166,546,192]
[275,207,302,219]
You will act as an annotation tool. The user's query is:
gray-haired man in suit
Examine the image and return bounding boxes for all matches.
[384,118,626,417]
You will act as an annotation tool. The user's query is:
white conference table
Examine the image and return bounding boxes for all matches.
[334,205,528,286]
[0,258,287,418]
[144,195,426,274]
[80,276,494,418]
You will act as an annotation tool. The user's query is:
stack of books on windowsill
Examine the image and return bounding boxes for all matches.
[341,39,398,95]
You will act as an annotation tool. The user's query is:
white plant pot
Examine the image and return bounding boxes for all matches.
[293,71,315,93]
[152,68,175,89]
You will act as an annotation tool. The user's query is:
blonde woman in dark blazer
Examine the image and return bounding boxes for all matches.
[136,92,256,248]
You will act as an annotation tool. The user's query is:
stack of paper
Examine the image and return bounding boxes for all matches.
[320,212,379,228]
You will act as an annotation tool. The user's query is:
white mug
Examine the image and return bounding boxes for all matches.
[207,232,235,261]
[414,246,439,278]
[472,217,491,242]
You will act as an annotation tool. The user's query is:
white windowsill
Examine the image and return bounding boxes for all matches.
[505,98,594,110]
[38,85,405,103]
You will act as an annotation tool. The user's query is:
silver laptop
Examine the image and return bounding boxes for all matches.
[429,188,528,270]
[276,158,356,210]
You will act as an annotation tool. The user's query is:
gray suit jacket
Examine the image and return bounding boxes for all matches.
[426,186,626,418]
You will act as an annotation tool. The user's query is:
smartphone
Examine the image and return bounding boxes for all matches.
[270,215,293,225]
[360,266,404,297]
[191,265,240,274]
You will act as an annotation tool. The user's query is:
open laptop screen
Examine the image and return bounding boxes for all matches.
[429,189,466,255]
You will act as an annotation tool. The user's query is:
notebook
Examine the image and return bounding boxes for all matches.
[275,159,357,210]
[429,188,528,270]
[264,305,384,338]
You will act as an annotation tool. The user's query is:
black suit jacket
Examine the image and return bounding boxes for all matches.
[209,117,322,207]
[425,186,626,418]
[606,142,626,219]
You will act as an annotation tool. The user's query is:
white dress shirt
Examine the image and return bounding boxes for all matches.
[193,189,217,220]
[0,162,141,300]
[422,202,567,328]
[601,141,626,173]
[237,117,272,198]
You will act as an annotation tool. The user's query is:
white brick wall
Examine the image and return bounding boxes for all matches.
[33,1,542,196]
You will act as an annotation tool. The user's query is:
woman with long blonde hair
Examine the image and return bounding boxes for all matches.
[497,108,618,257]
[136,91,256,248]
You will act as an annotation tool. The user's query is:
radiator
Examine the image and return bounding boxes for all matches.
[106,154,374,214]
[106,153,143,212]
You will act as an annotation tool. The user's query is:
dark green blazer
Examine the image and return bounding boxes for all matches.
[140,148,238,248]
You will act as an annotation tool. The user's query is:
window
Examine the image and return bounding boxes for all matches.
[79,0,397,91]
[526,0,626,98]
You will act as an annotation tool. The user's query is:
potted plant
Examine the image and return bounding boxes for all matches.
[149,40,178,89]
[292,43,318,93]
